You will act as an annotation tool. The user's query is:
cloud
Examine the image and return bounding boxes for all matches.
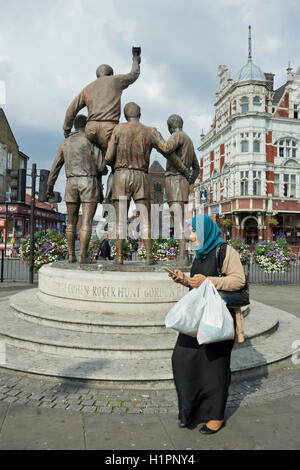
[260,35,283,57]
[0,0,300,213]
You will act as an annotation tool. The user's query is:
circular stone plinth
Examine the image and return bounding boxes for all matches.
[38,262,190,314]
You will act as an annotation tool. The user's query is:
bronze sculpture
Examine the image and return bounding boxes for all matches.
[63,48,141,205]
[63,49,141,147]
[47,114,107,264]
[53,46,199,266]
[105,102,191,265]
[164,114,200,262]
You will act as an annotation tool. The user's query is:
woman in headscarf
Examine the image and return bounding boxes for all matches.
[168,214,246,434]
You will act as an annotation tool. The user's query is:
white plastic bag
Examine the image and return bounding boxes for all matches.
[197,280,235,345]
[165,279,209,337]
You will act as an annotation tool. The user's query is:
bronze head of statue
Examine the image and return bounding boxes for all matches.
[73,114,87,131]
[167,114,184,135]
[96,64,114,78]
[124,102,141,121]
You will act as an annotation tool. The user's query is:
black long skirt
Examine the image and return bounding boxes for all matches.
[171,309,236,426]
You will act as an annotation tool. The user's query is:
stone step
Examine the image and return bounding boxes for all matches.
[0,301,299,389]
[1,301,278,361]
[1,296,299,388]
[10,291,276,346]
[0,305,176,360]
[10,290,169,334]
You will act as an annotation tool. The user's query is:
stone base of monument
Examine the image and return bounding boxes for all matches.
[37,261,190,315]
[0,261,300,389]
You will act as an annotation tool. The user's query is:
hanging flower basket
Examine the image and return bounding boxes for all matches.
[268,219,279,227]
[223,219,233,227]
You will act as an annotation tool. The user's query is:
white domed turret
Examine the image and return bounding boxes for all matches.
[236,26,266,83]
[237,61,266,82]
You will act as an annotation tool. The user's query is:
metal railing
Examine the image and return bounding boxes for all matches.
[0,253,38,282]
[0,254,299,285]
[245,263,300,285]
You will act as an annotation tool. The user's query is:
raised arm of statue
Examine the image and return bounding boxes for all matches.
[152,129,189,179]
[63,90,86,136]
[118,56,141,90]
[47,142,65,198]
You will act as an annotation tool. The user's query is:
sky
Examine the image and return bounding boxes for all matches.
[1,0,300,215]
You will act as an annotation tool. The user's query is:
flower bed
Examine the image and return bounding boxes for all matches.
[253,236,297,273]
[109,239,133,261]
[21,229,68,272]
[228,238,251,266]
[138,237,179,262]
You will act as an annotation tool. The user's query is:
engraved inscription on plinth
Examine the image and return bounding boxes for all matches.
[38,268,188,304]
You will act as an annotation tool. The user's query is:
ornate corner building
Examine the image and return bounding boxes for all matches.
[193,27,300,253]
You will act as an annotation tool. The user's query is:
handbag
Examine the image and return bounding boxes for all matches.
[215,243,250,308]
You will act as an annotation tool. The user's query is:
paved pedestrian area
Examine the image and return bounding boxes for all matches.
[0,365,300,450]
[0,282,300,449]
[0,364,299,415]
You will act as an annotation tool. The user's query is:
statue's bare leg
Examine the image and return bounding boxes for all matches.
[113,199,130,265]
[137,199,155,265]
[66,203,80,263]
[170,201,188,263]
[103,171,114,209]
[79,202,98,264]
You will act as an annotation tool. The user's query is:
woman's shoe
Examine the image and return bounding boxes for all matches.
[178,421,188,428]
[199,422,225,435]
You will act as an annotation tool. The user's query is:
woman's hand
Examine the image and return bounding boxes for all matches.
[168,269,184,284]
[187,274,206,288]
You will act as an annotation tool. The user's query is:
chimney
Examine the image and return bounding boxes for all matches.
[264,73,275,91]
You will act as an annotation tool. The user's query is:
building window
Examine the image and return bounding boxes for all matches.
[283,174,296,197]
[240,96,249,113]
[153,182,161,193]
[253,96,261,111]
[0,175,4,199]
[19,159,25,169]
[274,174,280,196]
[253,171,261,195]
[153,182,162,203]
[240,171,249,195]
[223,177,229,199]
[241,140,249,152]
[7,152,12,169]
[278,138,297,158]
[232,100,236,113]
[253,140,260,152]
[213,182,219,202]
[294,104,298,119]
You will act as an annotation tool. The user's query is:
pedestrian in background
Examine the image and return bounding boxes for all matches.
[96,233,111,261]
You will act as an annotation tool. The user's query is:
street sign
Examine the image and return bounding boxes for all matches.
[200,191,208,203]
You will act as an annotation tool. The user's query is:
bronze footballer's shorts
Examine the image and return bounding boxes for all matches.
[165,174,189,203]
[85,121,117,149]
[112,169,150,201]
[64,176,101,203]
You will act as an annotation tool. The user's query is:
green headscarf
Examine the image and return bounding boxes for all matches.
[189,214,224,259]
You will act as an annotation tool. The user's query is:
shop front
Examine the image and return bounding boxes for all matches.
[273,213,300,253]
[0,203,61,256]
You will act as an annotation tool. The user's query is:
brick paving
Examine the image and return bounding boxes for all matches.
[0,364,299,415]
